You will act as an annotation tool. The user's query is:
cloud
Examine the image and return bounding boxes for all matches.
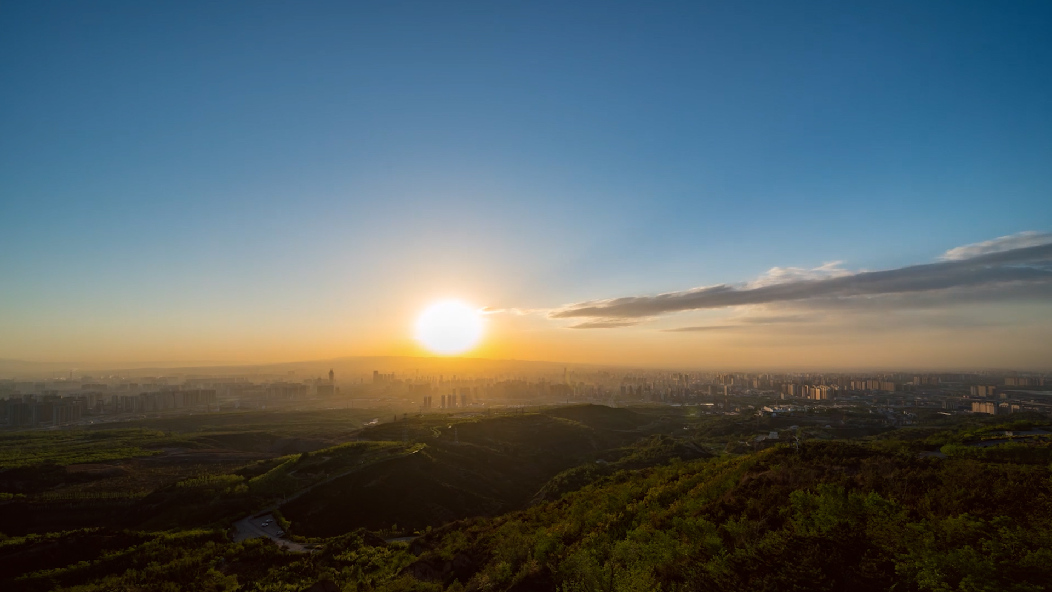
[665,309,1017,335]
[550,236,1052,323]
[662,325,739,332]
[737,314,814,324]
[748,261,852,288]
[568,319,644,329]
[941,231,1052,261]
[662,313,815,333]
[783,282,1052,313]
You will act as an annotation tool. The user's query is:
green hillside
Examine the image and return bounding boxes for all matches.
[282,407,659,536]
[2,408,1051,591]
[403,440,1052,591]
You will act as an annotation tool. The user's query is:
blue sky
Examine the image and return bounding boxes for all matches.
[1,1,1050,367]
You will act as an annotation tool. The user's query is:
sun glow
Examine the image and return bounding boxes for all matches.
[415,300,484,355]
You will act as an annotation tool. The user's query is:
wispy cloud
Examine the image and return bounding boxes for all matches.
[662,325,738,332]
[748,261,852,288]
[737,314,814,324]
[783,282,1052,313]
[568,319,645,329]
[661,313,814,333]
[550,232,1052,325]
[941,231,1052,261]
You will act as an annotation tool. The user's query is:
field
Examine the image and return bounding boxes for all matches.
[0,407,395,534]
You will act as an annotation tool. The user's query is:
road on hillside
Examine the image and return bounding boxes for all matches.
[231,444,424,552]
[233,513,310,553]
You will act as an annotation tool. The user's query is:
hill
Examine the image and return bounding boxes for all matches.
[3,409,1051,590]
[281,406,661,536]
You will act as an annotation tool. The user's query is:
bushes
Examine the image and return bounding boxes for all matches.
[5,529,420,592]
[401,442,1052,591]
[177,474,245,490]
[0,430,165,467]
[5,423,1052,591]
[940,441,1052,464]
[246,456,300,497]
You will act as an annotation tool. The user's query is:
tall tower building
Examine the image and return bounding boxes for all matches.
[328,369,334,385]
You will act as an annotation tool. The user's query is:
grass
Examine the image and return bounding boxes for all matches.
[0,430,171,468]
[103,407,395,440]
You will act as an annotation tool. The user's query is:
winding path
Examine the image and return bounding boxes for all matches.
[231,443,424,552]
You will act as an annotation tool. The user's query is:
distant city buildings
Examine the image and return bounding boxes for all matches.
[0,368,1049,429]
[0,389,217,428]
[970,385,998,397]
[972,401,998,415]
[1005,376,1043,387]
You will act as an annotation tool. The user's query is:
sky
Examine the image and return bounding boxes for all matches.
[1,1,1051,370]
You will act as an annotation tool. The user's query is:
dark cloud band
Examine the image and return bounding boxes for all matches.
[551,242,1052,321]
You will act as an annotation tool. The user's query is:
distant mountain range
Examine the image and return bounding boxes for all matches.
[0,355,604,380]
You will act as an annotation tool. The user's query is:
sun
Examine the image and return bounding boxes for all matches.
[415,300,484,355]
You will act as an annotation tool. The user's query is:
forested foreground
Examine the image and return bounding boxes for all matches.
[4,437,1052,591]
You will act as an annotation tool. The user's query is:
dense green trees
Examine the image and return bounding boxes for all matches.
[3,421,1052,591]
[403,441,1052,591]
